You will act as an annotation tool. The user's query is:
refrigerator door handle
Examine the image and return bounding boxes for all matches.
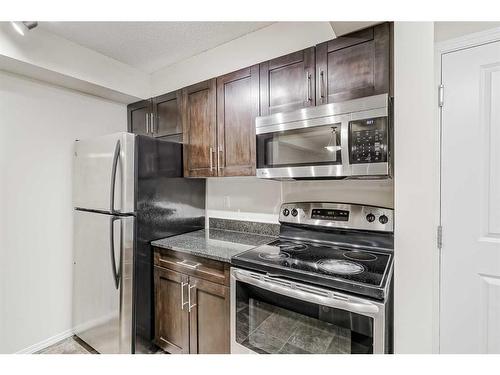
[110,140,121,214]
[109,216,121,290]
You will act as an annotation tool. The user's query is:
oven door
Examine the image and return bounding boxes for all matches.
[230,268,386,354]
[256,116,350,179]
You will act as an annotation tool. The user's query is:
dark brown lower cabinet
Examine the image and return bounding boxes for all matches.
[153,248,230,354]
[154,267,190,354]
[189,277,230,354]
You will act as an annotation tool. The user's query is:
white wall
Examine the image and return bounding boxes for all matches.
[0,22,149,102]
[0,71,126,353]
[151,22,334,96]
[207,177,394,224]
[434,22,500,42]
[393,22,438,353]
[207,177,282,223]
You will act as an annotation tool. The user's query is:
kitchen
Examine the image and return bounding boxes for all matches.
[1,1,499,372]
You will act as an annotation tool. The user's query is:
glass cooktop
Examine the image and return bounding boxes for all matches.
[232,239,393,300]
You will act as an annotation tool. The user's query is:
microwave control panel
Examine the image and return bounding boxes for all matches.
[349,117,388,164]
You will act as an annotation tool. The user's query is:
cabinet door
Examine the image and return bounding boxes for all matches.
[152,90,183,138]
[259,47,315,115]
[182,79,217,177]
[188,276,230,354]
[127,99,151,136]
[216,65,259,176]
[316,23,391,105]
[154,267,190,354]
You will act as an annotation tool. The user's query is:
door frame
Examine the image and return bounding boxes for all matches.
[435,26,500,353]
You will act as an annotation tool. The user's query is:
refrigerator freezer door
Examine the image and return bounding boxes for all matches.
[73,132,135,214]
[73,210,134,354]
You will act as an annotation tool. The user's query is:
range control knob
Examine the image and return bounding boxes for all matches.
[379,215,389,224]
[366,213,376,223]
[291,208,298,217]
[282,208,290,217]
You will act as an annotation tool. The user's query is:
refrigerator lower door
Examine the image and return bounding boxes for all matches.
[73,132,135,214]
[73,210,134,354]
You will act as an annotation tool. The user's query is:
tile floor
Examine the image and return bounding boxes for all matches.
[36,336,93,354]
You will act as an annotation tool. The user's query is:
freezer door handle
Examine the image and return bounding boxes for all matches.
[109,216,121,290]
[109,140,121,213]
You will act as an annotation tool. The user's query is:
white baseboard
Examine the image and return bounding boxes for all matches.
[15,328,74,354]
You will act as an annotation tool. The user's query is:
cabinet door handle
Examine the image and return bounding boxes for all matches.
[180,282,188,310]
[209,147,213,171]
[306,71,312,102]
[175,259,201,270]
[188,284,196,312]
[145,113,149,134]
[320,70,325,100]
[150,113,155,135]
[217,146,223,173]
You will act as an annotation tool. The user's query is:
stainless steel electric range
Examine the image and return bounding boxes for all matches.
[230,202,394,354]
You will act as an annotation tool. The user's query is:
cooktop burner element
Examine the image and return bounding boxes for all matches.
[231,202,394,300]
[343,251,378,262]
[277,242,308,252]
[258,252,290,260]
[316,259,365,275]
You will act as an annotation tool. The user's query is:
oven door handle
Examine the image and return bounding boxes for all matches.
[232,268,380,316]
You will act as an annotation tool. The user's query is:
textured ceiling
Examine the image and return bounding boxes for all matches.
[39,22,274,73]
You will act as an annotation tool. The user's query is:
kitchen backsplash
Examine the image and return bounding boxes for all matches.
[206,177,394,224]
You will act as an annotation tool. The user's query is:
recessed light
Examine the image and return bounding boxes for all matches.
[10,21,38,36]
[10,21,25,36]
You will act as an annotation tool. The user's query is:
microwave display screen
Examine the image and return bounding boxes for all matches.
[311,209,349,221]
[349,117,388,164]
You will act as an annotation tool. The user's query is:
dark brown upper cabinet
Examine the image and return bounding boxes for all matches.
[130,23,392,178]
[152,90,183,138]
[128,91,183,139]
[259,47,316,116]
[127,99,151,136]
[182,79,217,177]
[216,65,260,177]
[316,23,391,105]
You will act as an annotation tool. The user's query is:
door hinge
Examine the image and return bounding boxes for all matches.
[437,225,443,249]
[438,84,444,107]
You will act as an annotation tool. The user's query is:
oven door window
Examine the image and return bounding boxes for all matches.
[256,124,342,169]
[235,281,374,354]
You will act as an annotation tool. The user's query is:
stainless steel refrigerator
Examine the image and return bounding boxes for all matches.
[72,132,205,354]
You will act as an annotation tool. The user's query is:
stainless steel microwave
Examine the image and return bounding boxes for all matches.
[255,94,392,180]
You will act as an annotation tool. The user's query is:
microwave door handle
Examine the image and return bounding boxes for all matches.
[110,140,121,213]
[305,71,312,103]
[232,269,379,316]
[333,128,337,162]
[109,217,120,290]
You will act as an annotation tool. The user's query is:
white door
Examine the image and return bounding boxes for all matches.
[441,40,500,353]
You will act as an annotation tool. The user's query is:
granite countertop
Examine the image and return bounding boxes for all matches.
[151,228,277,263]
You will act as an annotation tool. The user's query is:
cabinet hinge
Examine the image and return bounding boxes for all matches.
[437,225,443,250]
[438,84,444,107]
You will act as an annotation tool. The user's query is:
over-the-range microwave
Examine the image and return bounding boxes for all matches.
[255,94,392,180]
